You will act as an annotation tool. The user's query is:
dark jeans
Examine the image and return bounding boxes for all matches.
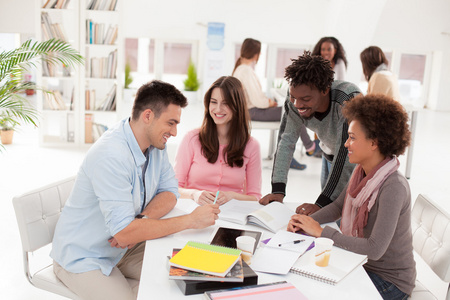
[366,271,408,300]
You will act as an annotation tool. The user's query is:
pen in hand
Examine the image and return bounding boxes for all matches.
[213,191,219,204]
[278,239,305,247]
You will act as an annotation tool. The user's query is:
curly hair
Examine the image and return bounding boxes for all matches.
[342,94,411,157]
[199,76,250,168]
[284,51,334,93]
[312,36,348,68]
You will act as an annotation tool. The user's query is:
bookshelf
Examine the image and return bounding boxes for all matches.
[36,0,124,146]
[80,0,123,144]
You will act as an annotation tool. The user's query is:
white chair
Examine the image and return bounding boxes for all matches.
[410,194,450,300]
[251,120,280,160]
[13,176,79,299]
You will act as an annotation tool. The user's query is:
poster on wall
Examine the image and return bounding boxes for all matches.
[203,22,225,94]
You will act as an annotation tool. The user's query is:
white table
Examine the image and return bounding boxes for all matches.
[403,104,420,179]
[137,200,382,300]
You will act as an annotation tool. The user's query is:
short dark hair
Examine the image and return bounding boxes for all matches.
[131,80,187,121]
[284,51,334,93]
[342,94,411,157]
[360,46,388,81]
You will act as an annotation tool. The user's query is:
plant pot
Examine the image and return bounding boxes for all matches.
[0,129,14,145]
[183,90,200,104]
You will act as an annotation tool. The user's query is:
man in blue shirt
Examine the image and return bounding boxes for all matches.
[51,80,220,300]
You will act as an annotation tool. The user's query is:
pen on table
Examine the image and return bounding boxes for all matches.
[278,239,305,247]
[213,191,219,204]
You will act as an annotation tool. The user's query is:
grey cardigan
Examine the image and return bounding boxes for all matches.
[312,171,416,295]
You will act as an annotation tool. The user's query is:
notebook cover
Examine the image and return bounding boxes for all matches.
[169,249,244,282]
[174,260,258,295]
[169,241,241,277]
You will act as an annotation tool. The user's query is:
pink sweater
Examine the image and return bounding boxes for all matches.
[174,129,262,199]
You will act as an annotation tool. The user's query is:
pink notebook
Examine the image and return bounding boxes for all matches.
[204,281,307,300]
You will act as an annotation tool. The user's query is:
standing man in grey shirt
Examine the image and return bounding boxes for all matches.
[260,51,360,214]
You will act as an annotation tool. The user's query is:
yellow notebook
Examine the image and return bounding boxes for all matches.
[169,241,242,277]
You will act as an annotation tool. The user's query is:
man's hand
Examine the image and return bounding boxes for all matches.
[193,190,216,205]
[108,237,136,249]
[188,204,220,229]
[259,193,284,205]
[296,203,320,215]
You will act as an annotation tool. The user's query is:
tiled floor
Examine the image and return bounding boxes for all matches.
[1,102,449,299]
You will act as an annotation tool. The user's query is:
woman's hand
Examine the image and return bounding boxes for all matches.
[192,190,216,205]
[288,214,323,237]
[215,191,234,205]
[268,98,278,107]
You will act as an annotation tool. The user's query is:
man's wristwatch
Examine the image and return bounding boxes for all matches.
[135,214,149,219]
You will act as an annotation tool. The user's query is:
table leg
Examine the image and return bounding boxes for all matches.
[405,110,418,179]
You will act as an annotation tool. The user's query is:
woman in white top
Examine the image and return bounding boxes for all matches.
[360,46,401,102]
[232,38,313,170]
[312,37,348,81]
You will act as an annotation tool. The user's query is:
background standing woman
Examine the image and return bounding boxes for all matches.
[233,38,314,170]
[288,94,415,299]
[360,46,401,101]
[312,36,348,81]
[174,76,262,205]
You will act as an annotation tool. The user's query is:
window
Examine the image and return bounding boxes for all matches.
[124,38,155,88]
[161,42,193,90]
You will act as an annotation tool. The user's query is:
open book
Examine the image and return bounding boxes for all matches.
[289,244,367,285]
[219,200,295,233]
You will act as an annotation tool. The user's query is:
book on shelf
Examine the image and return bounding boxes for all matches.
[87,0,117,11]
[85,114,94,143]
[289,243,367,285]
[204,281,308,300]
[169,248,244,282]
[97,84,116,111]
[92,122,107,142]
[169,241,241,277]
[41,13,68,42]
[44,90,66,110]
[219,199,295,233]
[88,50,117,78]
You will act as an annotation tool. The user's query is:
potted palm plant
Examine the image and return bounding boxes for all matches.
[0,38,83,148]
[183,60,201,103]
[0,111,19,145]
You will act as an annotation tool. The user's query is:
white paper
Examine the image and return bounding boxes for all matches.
[251,230,315,275]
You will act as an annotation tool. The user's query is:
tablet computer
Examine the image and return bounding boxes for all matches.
[210,227,262,254]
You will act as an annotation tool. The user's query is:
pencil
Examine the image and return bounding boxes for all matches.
[213,191,219,204]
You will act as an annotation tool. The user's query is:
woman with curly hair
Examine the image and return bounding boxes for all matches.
[174,76,262,205]
[312,37,348,80]
[360,46,401,101]
[288,94,415,299]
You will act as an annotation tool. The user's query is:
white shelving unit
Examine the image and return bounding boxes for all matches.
[36,0,123,146]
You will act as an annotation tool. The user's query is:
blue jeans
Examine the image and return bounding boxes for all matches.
[367,271,408,300]
[320,156,332,189]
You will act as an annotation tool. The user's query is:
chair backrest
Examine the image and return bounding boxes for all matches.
[13,176,76,253]
[411,194,450,282]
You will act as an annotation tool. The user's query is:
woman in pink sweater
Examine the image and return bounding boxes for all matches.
[174,76,262,205]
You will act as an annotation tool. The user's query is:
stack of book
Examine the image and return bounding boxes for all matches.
[41,12,68,42]
[168,241,258,295]
[42,0,71,9]
[87,0,118,11]
[85,20,118,45]
[87,50,117,79]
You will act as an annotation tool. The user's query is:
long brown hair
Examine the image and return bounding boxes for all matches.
[360,46,388,81]
[199,76,250,168]
[232,38,261,74]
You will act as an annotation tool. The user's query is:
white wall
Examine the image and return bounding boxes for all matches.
[1,0,449,110]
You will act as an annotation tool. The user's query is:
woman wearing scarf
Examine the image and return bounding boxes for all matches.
[360,46,401,102]
[288,94,415,300]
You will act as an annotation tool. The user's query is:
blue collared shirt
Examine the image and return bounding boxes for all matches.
[51,118,179,275]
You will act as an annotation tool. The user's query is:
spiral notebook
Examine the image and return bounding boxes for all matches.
[289,244,367,285]
[169,241,242,277]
